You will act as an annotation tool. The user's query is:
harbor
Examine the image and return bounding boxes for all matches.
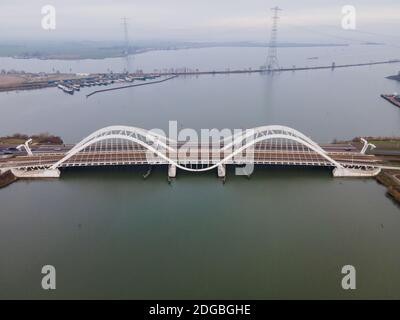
[0,71,164,94]
[56,73,164,95]
[1,58,400,94]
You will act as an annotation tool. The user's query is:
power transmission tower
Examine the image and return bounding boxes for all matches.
[121,17,132,73]
[121,17,130,56]
[265,6,282,71]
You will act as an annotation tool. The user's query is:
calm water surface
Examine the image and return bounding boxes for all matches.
[1,46,400,299]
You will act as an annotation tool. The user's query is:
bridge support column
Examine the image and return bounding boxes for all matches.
[217,164,226,178]
[332,167,381,177]
[11,168,61,179]
[168,164,176,178]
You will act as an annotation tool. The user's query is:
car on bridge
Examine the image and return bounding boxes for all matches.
[2,147,20,155]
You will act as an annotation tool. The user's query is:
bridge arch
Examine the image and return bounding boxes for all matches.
[50,125,344,171]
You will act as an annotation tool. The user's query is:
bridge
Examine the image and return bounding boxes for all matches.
[0,125,386,180]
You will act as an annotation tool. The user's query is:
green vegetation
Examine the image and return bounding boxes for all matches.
[0,133,63,145]
[352,137,400,150]
[368,140,400,149]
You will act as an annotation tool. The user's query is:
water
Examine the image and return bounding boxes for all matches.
[1,44,399,74]
[1,62,400,142]
[1,45,400,299]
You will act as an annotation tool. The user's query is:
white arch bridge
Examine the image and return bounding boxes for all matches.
[1,125,383,179]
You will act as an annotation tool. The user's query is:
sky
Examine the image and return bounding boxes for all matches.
[0,0,399,44]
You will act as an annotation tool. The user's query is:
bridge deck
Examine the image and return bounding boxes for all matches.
[0,144,382,170]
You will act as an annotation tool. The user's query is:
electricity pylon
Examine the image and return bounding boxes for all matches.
[265,6,282,71]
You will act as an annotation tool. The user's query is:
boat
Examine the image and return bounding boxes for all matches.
[57,84,74,94]
[63,86,74,94]
[143,166,153,179]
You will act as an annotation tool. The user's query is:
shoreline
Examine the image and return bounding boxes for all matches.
[0,170,18,188]
[376,170,400,204]
[0,73,95,92]
[1,58,400,93]
[0,43,351,61]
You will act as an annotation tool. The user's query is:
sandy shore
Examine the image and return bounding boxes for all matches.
[0,74,27,87]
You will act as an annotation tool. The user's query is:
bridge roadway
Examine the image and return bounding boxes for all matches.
[0,142,381,171]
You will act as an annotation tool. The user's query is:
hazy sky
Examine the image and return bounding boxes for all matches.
[1,0,399,43]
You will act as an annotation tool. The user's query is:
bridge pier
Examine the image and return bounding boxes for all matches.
[11,168,61,179]
[332,167,381,177]
[217,164,226,178]
[168,164,176,178]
